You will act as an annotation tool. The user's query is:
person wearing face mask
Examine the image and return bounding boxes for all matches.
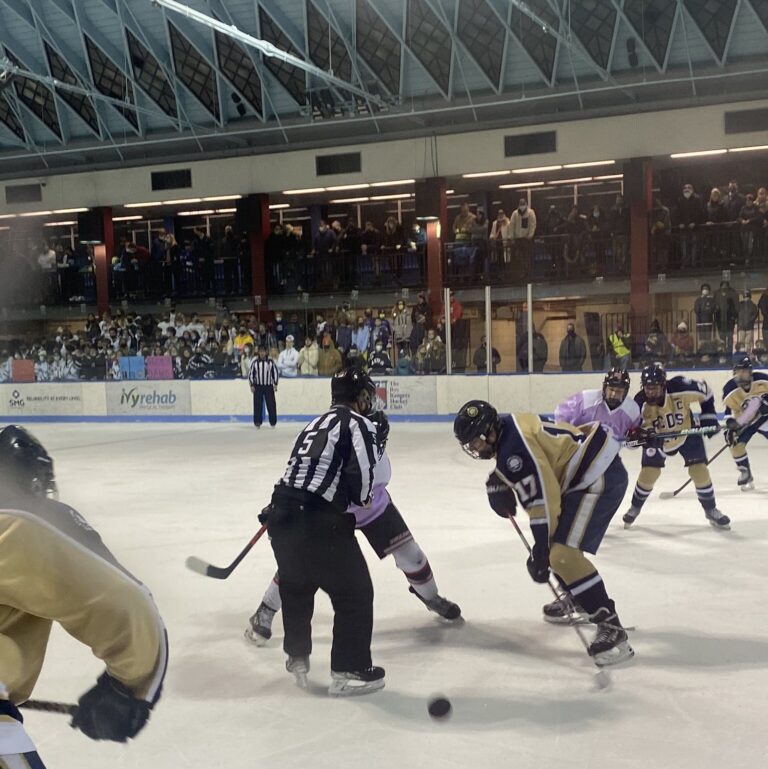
[277,335,300,378]
[298,336,319,376]
[317,336,343,376]
[273,312,286,350]
[391,299,412,355]
[490,207,511,264]
[34,351,51,383]
[694,283,716,344]
[509,198,537,279]
[558,323,587,372]
[353,317,371,357]
[673,183,705,268]
[367,342,392,375]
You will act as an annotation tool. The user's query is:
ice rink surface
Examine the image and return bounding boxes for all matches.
[19,421,768,769]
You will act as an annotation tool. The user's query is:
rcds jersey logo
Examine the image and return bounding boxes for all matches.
[8,389,25,409]
[120,387,177,409]
[506,455,524,473]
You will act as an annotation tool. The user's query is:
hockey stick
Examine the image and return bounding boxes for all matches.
[623,425,720,448]
[503,512,611,690]
[659,443,730,499]
[185,524,267,579]
[20,699,77,716]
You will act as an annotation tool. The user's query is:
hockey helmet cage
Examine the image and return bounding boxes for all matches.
[602,367,630,409]
[733,355,753,389]
[454,400,500,459]
[0,425,57,498]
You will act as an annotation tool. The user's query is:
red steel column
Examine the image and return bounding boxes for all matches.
[629,159,653,324]
[248,193,270,310]
[415,177,447,315]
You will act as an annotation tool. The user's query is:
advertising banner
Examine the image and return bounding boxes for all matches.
[105,381,191,416]
[370,377,436,415]
[0,383,84,416]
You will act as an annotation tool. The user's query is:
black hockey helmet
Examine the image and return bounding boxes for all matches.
[368,410,390,456]
[641,363,667,405]
[733,355,753,390]
[331,368,376,414]
[602,367,630,409]
[0,425,57,498]
[454,400,501,459]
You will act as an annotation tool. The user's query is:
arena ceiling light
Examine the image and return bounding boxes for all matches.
[269,203,290,209]
[216,208,236,213]
[499,181,545,189]
[462,170,510,178]
[728,145,768,153]
[18,210,53,217]
[282,187,325,194]
[0,213,17,219]
[329,196,369,203]
[52,207,89,214]
[370,193,413,200]
[594,174,623,180]
[125,201,162,208]
[555,177,593,184]
[370,179,415,186]
[44,220,76,227]
[512,165,562,173]
[113,215,144,221]
[178,209,215,216]
[325,183,370,191]
[563,160,615,169]
[202,195,243,201]
[445,189,455,194]
[163,197,202,205]
[669,149,726,158]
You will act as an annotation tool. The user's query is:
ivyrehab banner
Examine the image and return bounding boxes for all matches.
[105,381,191,416]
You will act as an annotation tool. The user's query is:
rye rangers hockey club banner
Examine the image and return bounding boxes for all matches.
[370,377,437,415]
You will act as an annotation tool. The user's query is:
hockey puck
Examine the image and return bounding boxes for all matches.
[427,697,452,719]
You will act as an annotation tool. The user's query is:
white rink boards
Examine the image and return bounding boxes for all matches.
[18,422,768,769]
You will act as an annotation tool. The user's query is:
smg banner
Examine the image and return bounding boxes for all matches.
[106,381,191,416]
[370,376,436,415]
[0,383,84,416]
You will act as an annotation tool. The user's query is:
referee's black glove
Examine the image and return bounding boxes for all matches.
[258,503,273,524]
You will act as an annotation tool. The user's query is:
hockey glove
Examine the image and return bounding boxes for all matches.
[625,426,661,449]
[0,698,23,723]
[258,503,273,524]
[698,413,720,438]
[724,418,741,448]
[72,673,151,743]
[486,475,517,518]
[526,542,550,584]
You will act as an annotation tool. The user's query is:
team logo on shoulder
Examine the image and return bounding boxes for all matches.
[506,455,523,472]
[467,406,478,417]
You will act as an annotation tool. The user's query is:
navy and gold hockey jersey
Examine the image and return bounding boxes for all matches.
[494,413,620,536]
[635,375,717,452]
[723,371,768,426]
[0,490,168,706]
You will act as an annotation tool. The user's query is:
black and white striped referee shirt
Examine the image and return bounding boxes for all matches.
[279,406,378,511]
[248,357,279,387]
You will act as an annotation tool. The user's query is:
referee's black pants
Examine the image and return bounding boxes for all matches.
[268,495,374,673]
[252,385,276,427]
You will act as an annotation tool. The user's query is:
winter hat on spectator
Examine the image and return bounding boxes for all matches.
[677,322,688,332]
[286,335,295,343]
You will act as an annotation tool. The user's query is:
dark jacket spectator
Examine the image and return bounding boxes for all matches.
[670,323,694,361]
[518,331,548,372]
[186,347,213,379]
[704,189,727,223]
[739,196,763,232]
[367,345,392,375]
[694,284,716,326]
[608,197,629,237]
[335,321,353,355]
[558,324,587,371]
[312,220,336,256]
[673,186,705,228]
[724,181,745,221]
[381,217,404,251]
[411,292,432,328]
[360,222,381,254]
[738,293,759,331]
[714,281,738,335]
[643,320,669,364]
[473,336,501,373]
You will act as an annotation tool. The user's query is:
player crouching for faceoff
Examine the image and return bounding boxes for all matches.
[722,356,768,491]
[454,401,633,667]
[0,426,167,768]
[247,411,461,647]
[623,364,730,529]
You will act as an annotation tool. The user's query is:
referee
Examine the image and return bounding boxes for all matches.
[266,368,383,696]
[248,345,279,429]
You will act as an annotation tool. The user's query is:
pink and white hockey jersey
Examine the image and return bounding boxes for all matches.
[554,388,641,441]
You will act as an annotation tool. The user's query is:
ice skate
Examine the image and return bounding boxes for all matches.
[622,506,641,528]
[705,507,731,530]
[244,602,276,646]
[286,655,310,689]
[737,467,754,491]
[408,586,462,620]
[542,595,590,625]
[588,609,634,667]
[328,666,385,697]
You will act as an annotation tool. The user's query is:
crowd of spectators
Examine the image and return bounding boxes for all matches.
[0,291,465,383]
